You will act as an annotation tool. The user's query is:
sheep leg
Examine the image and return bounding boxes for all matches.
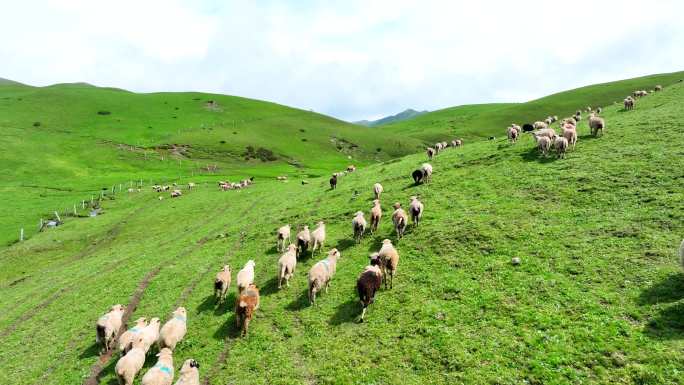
[360,307,367,321]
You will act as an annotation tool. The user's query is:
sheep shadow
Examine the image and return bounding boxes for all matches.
[213,314,241,340]
[259,276,280,297]
[286,289,310,311]
[329,298,361,325]
[196,293,236,316]
[578,134,600,141]
[520,146,558,163]
[78,342,101,359]
[265,245,280,255]
[366,236,386,252]
[401,182,423,191]
[336,238,358,253]
[638,273,684,305]
[644,302,684,340]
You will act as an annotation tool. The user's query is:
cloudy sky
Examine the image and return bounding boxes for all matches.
[1,0,683,121]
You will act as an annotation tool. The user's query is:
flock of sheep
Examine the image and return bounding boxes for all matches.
[98,166,434,384]
[95,84,670,385]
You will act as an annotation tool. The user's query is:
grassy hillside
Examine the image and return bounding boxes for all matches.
[354,108,428,127]
[378,71,684,143]
[0,82,423,245]
[0,81,682,384]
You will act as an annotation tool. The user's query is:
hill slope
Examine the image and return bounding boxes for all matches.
[378,71,684,143]
[0,81,423,245]
[354,108,428,127]
[0,81,682,384]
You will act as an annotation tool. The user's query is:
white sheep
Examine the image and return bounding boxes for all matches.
[159,307,187,351]
[409,196,424,227]
[140,317,161,354]
[561,124,578,150]
[141,348,174,385]
[236,260,256,294]
[352,211,367,243]
[507,126,519,143]
[96,304,125,352]
[173,359,200,385]
[214,265,231,304]
[392,202,408,239]
[588,115,605,137]
[118,317,147,353]
[533,121,548,130]
[187,182,195,190]
[426,147,436,160]
[535,135,551,157]
[377,239,400,289]
[276,224,291,252]
[296,226,311,258]
[421,163,433,183]
[554,135,568,158]
[277,244,297,289]
[370,199,382,234]
[115,336,147,385]
[373,183,384,200]
[310,221,326,255]
[308,248,341,305]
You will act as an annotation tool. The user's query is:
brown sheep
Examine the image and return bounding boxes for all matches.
[377,239,400,289]
[235,284,260,336]
[357,258,382,321]
[392,203,408,239]
[370,199,382,234]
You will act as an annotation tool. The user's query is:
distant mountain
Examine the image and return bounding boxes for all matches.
[0,77,27,86]
[354,108,429,127]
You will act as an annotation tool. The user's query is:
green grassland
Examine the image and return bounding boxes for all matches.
[376,71,684,143]
[0,82,423,245]
[0,78,682,384]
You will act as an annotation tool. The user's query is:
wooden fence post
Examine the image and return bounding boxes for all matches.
[20,228,24,241]
[54,211,61,222]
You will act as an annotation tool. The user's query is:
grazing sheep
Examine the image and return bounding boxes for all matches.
[115,336,147,385]
[535,135,551,157]
[586,106,592,112]
[562,117,577,127]
[507,126,519,143]
[377,239,400,289]
[276,224,291,252]
[329,174,337,189]
[574,113,582,122]
[596,107,602,114]
[426,147,436,160]
[159,307,187,351]
[554,135,568,158]
[392,202,408,239]
[655,85,663,91]
[624,97,634,110]
[544,117,552,125]
[311,221,326,255]
[96,304,125,353]
[141,348,174,385]
[214,265,231,304]
[421,163,433,183]
[174,359,200,385]
[187,182,195,190]
[409,196,424,227]
[296,226,311,258]
[276,176,288,181]
[561,124,578,150]
[235,284,260,336]
[434,142,443,153]
[370,199,382,234]
[450,140,458,147]
[170,190,182,198]
[236,260,255,294]
[118,317,148,354]
[352,211,367,243]
[347,165,356,172]
[357,258,382,321]
[308,248,342,305]
[373,183,384,200]
[553,115,558,121]
[488,136,496,140]
[277,244,297,289]
[533,121,548,130]
[588,115,605,137]
[454,139,463,147]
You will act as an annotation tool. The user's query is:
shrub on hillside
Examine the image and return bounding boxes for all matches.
[33,121,41,127]
[97,110,111,115]
[243,146,277,162]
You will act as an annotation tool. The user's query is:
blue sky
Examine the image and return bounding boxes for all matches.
[1,0,683,121]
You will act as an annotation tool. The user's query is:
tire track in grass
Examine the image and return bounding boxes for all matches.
[0,191,234,338]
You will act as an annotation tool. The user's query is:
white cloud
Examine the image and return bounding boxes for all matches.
[0,0,682,121]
